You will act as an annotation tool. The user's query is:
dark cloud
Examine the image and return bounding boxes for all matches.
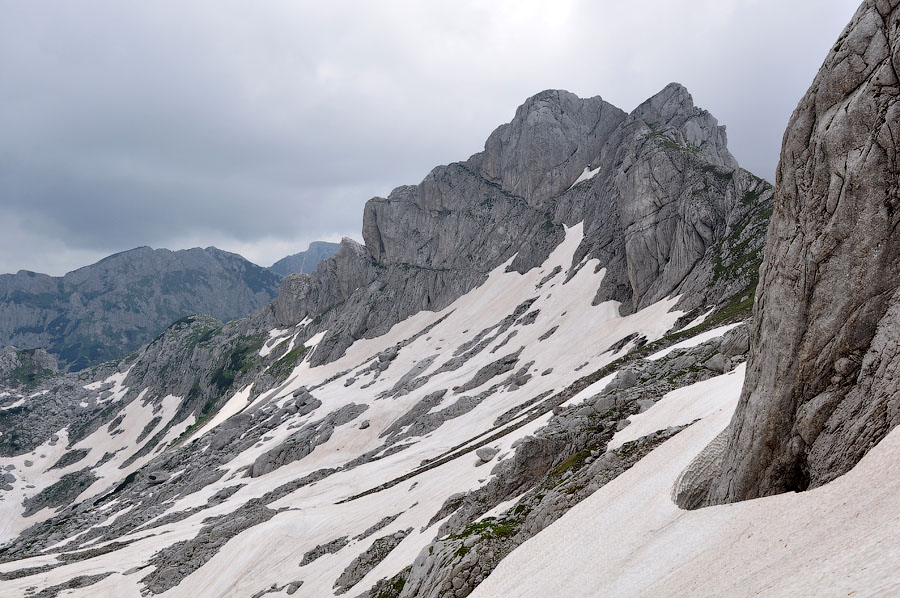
[0,0,861,274]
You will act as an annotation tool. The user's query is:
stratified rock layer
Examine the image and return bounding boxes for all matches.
[706,0,900,504]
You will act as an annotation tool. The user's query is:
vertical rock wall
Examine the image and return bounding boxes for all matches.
[707,0,900,503]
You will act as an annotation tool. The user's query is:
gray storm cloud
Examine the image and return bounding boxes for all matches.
[0,0,861,274]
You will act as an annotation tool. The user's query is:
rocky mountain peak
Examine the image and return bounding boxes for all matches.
[467,89,627,206]
[280,82,773,365]
[627,82,738,169]
[631,82,694,126]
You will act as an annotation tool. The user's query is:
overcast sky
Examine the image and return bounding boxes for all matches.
[0,0,861,275]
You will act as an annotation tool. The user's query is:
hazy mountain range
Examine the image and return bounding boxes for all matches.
[0,243,336,370]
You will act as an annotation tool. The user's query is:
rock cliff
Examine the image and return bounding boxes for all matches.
[703,0,900,504]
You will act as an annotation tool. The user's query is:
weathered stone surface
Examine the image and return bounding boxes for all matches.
[300,536,349,566]
[577,83,770,315]
[719,324,750,357]
[704,354,728,374]
[475,447,499,463]
[467,89,626,207]
[706,0,900,504]
[333,528,411,594]
[146,471,169,485]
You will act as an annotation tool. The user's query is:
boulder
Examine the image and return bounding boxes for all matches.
[475,447,499,463]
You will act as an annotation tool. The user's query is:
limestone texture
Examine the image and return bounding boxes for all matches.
[705,0,900,504]
[273,84,772,367]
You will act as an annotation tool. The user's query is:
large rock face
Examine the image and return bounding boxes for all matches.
[706,0,900,504]
[0,246,281,370]
[574,83,761,314]
[275,84,772,365]
[467,90,626,207]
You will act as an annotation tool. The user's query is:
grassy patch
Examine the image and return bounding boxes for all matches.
[270,344,309,378]
[210,337,263,394]
[447,502,532,559]
[551,449,591,477]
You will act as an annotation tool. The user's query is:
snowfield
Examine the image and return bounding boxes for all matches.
[474,369,900,598]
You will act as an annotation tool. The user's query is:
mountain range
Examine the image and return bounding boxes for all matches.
[269,242,339,277]
[0,2,897,596]
[0,243,337,371]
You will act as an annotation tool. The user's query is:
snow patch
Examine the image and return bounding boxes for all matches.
[567,165,601,190]
[647,323,741,361]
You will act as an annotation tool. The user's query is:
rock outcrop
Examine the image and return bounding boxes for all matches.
[704,0,900,504]
[0,346,58,388]
[0,246,282,370]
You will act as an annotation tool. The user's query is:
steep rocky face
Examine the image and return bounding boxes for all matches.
[705,0,900,504]
[0,246,282,370]
[275,84,772,366]
[269,241,339,276]
[571,83,766,315]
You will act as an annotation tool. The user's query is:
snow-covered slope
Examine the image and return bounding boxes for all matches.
[13,69,893,598]
[0,223,737,597]
[475,364,900,597]
[4,4,899,595]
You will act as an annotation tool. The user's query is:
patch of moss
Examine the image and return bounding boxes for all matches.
[450,516,521,542]
[551,449,591,477]
[211,337,263,394]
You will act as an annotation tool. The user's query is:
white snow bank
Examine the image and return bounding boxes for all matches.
[567,166,601,190]
[259,328,291,357]
[678,308,714,331]
[609,364,745,450]
[474,369,900,598]
[0,397,26,410]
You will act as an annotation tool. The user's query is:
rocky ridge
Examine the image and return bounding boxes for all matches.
[275,83,771,366]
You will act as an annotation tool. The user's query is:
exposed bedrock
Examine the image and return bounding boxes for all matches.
[704,0,900,505]
[273,83,773,366]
